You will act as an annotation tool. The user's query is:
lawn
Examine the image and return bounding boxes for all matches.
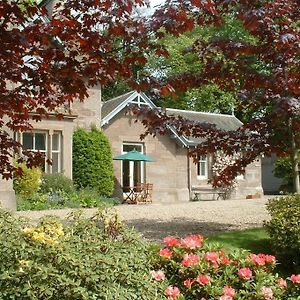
[207,227,273,254]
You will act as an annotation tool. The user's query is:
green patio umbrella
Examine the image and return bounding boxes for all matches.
[113,150,154,162]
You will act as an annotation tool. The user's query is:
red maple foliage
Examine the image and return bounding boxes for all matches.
[0,0,161,178]
[139,0,300,191]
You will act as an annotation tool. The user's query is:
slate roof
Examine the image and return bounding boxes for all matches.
[101,91,136,119]
[165,108,243,145]
[166,108,242,131]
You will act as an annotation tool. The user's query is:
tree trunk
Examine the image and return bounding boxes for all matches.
[290,120,300,193]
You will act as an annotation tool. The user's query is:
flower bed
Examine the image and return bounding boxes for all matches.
[150,234,300,299]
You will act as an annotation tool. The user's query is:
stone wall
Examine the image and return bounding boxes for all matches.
[72,86,102,129]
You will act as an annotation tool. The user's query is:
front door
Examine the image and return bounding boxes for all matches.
[122,143,144,188]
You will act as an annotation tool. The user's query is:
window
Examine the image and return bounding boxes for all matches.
[23,132,47,171]
[51,132,62,173]
[21,131,62,173]
[197,155,208,179]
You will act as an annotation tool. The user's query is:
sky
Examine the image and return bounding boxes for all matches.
[150,0,165,7]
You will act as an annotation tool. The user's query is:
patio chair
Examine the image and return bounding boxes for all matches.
[136,183,153,204]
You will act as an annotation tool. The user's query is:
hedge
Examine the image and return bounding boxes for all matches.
[73,127,114,197]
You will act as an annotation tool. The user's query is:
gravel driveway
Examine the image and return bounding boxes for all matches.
[16,197,272,242]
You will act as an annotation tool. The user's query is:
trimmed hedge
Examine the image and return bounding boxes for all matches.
[264,194,300,272]
[73,127,114,197]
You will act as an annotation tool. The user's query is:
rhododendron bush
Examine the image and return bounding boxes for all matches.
[150,235,300,299]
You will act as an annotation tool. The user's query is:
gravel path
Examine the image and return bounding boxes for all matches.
[16,197,273,242]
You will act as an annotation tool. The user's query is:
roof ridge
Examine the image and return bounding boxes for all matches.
[165,107,236,118]
[103,91,136,104]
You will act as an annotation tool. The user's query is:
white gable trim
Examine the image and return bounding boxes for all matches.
[101,91,156,127]
[101,91,189,147]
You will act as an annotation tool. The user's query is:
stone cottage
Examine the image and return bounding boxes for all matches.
[101,91,263,203]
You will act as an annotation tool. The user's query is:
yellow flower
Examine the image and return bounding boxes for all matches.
[31,231,46,242]
[45,238,58,246]
[22,227,34,235]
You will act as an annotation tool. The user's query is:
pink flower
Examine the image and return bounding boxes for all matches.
[150,270,165,281]
[196,274,210,286]
[164,236,181,248]
[220,296,233,300]
[264,254,276,264]
[238,267,252,280]
[222,286,235,297]
[205,252,219,263]
[183,278,194,288]
[181,234,203,250]
[181,253,200,267]
[261,287,273,300]
[277,278,287,289]
[249,254,265,266]
[220,256,230,265]
[165,286,180,299]
[291,274,300,284]
[159,248,172,259]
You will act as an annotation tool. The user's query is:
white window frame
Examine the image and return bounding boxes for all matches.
[197,155,208,180]
[51,132,62,173]
[21,130,62,174]
[22,131,48,171]
[121,142,144,187]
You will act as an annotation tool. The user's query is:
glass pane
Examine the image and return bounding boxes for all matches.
[23,133,33,150]
[52,152,59,173]
[122,161,130,187]
[52,133,60,151]
[134,161,141,186]
[35,133,46,150]
[123,144,142,153]
[200,162,206,176]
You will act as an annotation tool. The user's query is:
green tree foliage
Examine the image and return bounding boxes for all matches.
[274,155,300,190]
[73,127,114,197]
[146,16,256,114]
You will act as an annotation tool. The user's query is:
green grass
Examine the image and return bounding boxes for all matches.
[207,227,274,254]
[207,227,296,276]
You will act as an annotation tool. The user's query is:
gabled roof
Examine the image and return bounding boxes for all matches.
[101,91,157,126]
[101,91,243,147]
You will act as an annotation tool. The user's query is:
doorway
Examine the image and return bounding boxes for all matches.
[122,143,144,188]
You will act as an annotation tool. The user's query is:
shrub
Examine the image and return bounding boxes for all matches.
[17,187,120,211]
[13,163,42,198]
[17,191,82,211]
[264,194,300,272]
[40,173,75,194]
[149,234,300,299]
[73,127,114,197]
[0,208,164,299]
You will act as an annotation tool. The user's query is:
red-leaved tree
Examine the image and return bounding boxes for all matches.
[0,0,163,178]
[138,0,300,192]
